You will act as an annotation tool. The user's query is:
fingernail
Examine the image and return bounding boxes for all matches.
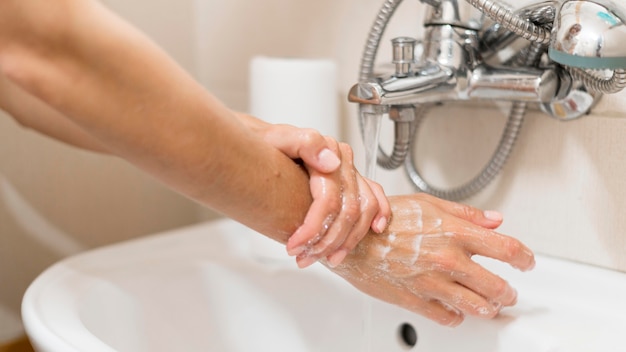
[374,217,388,233]
[484,210,503,222]
[317,148,340,171]
[521,248,536,271]
[297,255,319,269]
[327,249,348,268]
[446,312,464,327]
[287,245,306,257]
[491,300,503,311]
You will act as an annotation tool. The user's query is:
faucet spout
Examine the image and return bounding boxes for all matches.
[349,63,560,106]
[348,63,455,105]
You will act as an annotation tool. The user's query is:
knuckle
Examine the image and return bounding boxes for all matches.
[430,251,458,272]
[321,195,342,215]
[504,238,524,259]
[324,135,339,148]
[460,205,479,220]
[339,142,354,159]
[299,128,322,145]
[370,181,384,194]
[491,279,510,298]
[362,195,379,216]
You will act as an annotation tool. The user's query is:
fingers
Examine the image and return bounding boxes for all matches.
[294,144,365,268]
[325,193,535,327]
[399,290,465,327]
[286,172,341,258]
[419,194,534,271]
[417,244,518,307]
[325,174,380,267]
[454,258,518,307]
[459,226,536,272]
[414,211,531,320]
[263,125,341,173]
[365,179,390,233]
[419,278,503,320]
[422,194,504,230]
[411,237,516,316]
[290,143,388,269]
[285,137,344,257]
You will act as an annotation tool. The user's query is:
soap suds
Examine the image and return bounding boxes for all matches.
[411,235,424,265]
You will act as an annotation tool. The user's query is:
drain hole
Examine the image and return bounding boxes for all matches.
[398,323,418,348]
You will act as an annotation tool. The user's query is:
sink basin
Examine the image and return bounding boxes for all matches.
[22,219,626,352]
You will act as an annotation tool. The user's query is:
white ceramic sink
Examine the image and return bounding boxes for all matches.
[22,218,626,352]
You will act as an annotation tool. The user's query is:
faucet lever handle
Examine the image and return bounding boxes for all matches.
[392,37,417,77]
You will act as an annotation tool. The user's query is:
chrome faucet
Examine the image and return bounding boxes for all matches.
[349,0,626,200]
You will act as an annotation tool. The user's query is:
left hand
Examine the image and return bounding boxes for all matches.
[251,119,391,268]
[327,193,534,326]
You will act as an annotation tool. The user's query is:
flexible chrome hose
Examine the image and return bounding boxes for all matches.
[377,122,413,169]
[523,2,556,26]
[465,0,551,44]
[358,0,404,83]
[357,0,408,169]
[405,101,527,201]
[566,68,626,94]
[405,41,546,200]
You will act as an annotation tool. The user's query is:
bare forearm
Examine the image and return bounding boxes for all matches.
[0,0,311,242]
[0,72,110,153]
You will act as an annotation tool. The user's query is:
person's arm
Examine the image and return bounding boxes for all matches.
[0,0,314,241]
[0,0,534,324]
[0,71,110,153]
[0,61,391,268]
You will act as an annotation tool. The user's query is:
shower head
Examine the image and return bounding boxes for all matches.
[549,0,626,69]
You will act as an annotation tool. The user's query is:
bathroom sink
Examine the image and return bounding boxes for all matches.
[22,219,626,352]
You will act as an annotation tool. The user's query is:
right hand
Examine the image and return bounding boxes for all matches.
[327,193,535,327]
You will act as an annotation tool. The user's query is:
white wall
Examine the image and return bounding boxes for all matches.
[2,0,625,344]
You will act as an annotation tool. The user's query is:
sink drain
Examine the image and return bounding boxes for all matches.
[398,323,418,349]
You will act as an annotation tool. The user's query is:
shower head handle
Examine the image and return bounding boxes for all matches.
[549,0,626,69]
